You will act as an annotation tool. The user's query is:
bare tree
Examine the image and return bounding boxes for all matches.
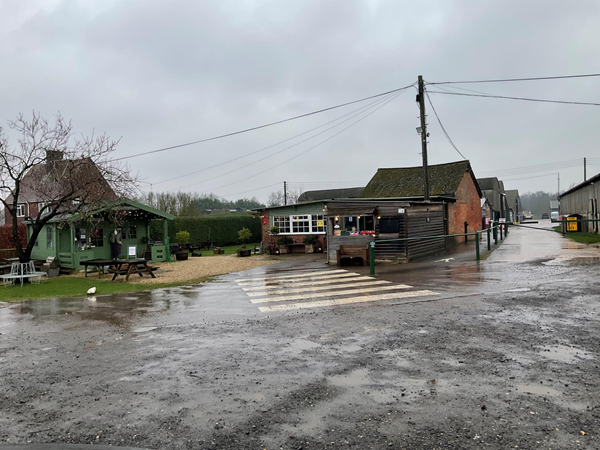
[267,189,301,207]
[0,112,138,262]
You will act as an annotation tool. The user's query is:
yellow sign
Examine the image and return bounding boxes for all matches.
[566,217,578,232]
[316,220,324,227]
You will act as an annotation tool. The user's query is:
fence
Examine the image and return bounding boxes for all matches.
[369,223,507,276]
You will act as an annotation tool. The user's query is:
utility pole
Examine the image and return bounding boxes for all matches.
[417,75,430,201]
[584,157,587,181]
[284,181,287,206]
[557,173,560,196]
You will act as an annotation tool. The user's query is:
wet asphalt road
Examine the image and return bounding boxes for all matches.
[1,220,600,449]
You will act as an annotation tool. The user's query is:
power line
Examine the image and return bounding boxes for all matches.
[427,73,600,85]
[165,89,405,192]
[424,90,467,160]
[170,89,403,195]
[478,159,587,176]
[219,182,282,198]
[145,90,400,188]
[502,172,559,182]
[115,83,415,161]
[427,90,600,107]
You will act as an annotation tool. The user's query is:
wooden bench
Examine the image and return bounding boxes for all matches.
[337,244,369,266]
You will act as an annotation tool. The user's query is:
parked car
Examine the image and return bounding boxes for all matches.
[541,213,549,219]
[524,214,533,220]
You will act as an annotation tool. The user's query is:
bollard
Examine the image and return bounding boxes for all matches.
[500,224,503,240]
[475,232,480,261]
[369,241,375,276]
[487,227,491,251]
[494,225,498,246]
[464,222,468,242]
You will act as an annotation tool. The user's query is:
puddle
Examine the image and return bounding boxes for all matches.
[540,344,593,363]
[516,384,560,396]
[122,296,140,301]
[369,388,400,404]
[506,288,531,293]
[288,339,320,352]
[568,257,600,265]
[340,344,362,352]
[328,368,370,387]
[83,341,103,349]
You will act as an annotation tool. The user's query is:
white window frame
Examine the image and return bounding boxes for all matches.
[16,204,25,218]
[271,214,326,235]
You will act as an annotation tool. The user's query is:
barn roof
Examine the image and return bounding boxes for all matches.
[359,160,480,198]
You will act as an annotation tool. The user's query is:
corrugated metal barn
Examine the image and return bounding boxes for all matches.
[558,171,600,234]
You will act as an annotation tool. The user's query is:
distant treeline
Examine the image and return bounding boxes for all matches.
[139,192,265,216]
[520,191,557,218]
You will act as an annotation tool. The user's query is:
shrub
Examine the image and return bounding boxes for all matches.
[270,225,279,235]
[238,227,252,244]
[303,235,319,246]
[277,236,294,246]
[175,230,190,244]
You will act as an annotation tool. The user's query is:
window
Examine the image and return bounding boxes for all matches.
[311,214,326,233]
[91,228,104,247]
[78,227,87,250]
[16,204,25,218]
[128,225,137,239]
[46,226,53,249]
[292,215,310,233]
[379,217,399,233]
[272,216,290,234]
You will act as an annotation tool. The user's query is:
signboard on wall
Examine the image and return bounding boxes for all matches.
[316,220,324,227]
[398,208,405,214]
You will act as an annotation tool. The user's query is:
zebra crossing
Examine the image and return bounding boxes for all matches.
[235,269,439,312]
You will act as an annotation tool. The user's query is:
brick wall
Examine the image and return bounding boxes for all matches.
[4,203,39,226]
[257,210,327,253]
[447,172,482,237]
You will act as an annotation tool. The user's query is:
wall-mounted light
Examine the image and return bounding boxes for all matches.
[377,215,381,219]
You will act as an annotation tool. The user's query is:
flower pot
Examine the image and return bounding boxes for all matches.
[175,251,189,261]
[237,249,252,257]
[46,268,59,278]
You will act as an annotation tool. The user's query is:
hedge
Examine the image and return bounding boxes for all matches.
[0,224,27,249]
[150,213,261,246]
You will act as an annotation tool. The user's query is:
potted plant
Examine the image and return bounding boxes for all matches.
[175,231,190,261]
[303,235,319,254]
[237,227,252,257]
[42,258,60,278]
[277,236,294,254]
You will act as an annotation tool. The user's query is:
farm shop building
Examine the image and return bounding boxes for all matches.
[558,171,600,234]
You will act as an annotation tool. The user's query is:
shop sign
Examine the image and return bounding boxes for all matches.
[316,220,324,227]
[397,208,405,214]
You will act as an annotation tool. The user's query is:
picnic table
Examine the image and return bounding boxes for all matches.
[80,258,157,281]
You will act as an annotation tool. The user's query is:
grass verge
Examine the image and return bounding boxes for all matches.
[0,276,212,303]
[553,226,600,244]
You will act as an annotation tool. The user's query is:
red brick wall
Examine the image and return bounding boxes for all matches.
[0,224,27,249]
[257,210,327,252]
[447,172,482,236]
[4,203,39,226]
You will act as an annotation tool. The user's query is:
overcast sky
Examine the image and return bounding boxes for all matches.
[1,0,599,202]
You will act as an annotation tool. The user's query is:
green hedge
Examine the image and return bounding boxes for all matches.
[150,213,261,246]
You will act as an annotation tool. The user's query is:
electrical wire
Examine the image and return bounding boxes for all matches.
[424,90,467,160]
[501,172,559,182]
[144,91,400,188]
[165,89,405,193]
[478,158,589,177]
[426,90,600,107]
[115,83,415,161]
[218,182,283,198]
[427,73,600,85]
[170,89,403,195]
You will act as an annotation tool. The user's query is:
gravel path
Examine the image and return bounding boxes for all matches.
[131,255,280,284]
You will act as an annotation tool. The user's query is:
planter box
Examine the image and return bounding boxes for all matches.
[237,249,252,257]
[175,251,189,261]
[213,248,225,255]
[279,245,287,254]
[304,244,314,254]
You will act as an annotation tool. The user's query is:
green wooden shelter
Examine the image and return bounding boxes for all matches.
[26,199,175,269]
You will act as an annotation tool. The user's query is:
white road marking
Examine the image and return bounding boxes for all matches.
[236,269,348,282]
[435,257,455,263]
[246,280,394,297]
[258,290,439,311]
[250,284,413,303]
[240,275,375,291]
[236,272,361,286]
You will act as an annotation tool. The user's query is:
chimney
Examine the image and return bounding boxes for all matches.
[46,150,64,163]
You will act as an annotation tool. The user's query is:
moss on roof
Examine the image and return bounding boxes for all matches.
[360,160,473,198]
